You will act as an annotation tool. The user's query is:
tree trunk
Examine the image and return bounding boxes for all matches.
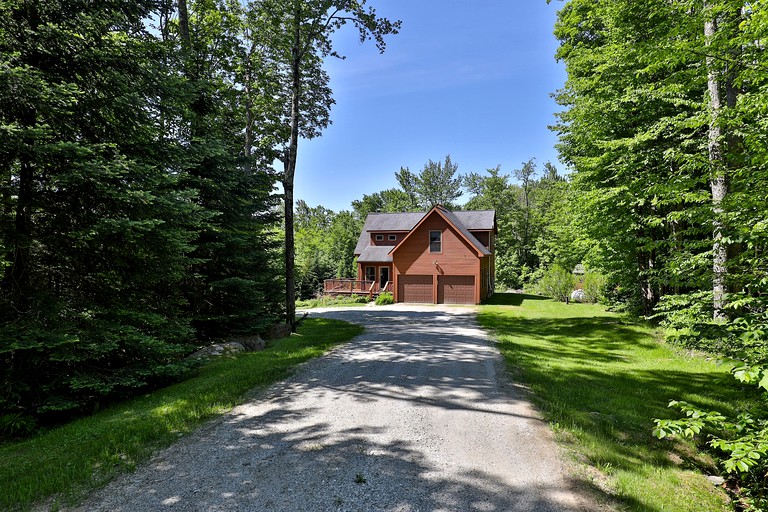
[283,1,302,331]
[705,2,728,322]
[638,248,658,316]
[9,151,33,308]
[177,0,190,47]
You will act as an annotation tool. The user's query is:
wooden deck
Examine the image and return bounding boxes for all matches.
[323,279,393,299]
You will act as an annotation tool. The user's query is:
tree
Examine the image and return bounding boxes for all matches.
[351,188,415,219]
[0,0,206,422]
[252,0,399,330]
[395,155,463,210]
[173,0,283,338]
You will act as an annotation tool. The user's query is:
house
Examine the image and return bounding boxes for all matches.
[349,205,496,305]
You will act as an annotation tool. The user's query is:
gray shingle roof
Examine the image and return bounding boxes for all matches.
[354,207,496,256]
[452,210,496,231]
[437,206,491,256]
[357,246,394,263]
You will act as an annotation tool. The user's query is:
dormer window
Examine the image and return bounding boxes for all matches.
[375,234,384,241]
[388,235,397,241]
[429,230,442,253]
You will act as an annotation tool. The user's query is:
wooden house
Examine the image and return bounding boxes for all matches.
[335,205,496,304]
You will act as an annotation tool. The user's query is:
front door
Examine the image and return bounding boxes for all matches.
[379,267,390,291]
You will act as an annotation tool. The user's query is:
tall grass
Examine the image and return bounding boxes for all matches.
[0,318,363,511]
[480,294,755,511]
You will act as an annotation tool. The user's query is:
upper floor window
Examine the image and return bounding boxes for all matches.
[429,230,442,253]
[375,234,384,241]
[388,234,397,241]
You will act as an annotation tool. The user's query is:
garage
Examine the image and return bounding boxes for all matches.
[398,275,433,303]
[438,275,475,304]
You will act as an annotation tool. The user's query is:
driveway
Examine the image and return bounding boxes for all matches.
[75,304,597,511]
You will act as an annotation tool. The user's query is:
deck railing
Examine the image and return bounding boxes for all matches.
[323,279,375,294]
[323,279,395,300]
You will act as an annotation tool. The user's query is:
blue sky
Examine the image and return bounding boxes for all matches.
[294,1,567,212]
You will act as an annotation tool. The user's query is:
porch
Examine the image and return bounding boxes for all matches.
[323,279,394,300]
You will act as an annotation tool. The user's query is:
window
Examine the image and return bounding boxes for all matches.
[365,266,376,282]
[388,234,397,241]
[375,234,384,241]
[429,230,442,253]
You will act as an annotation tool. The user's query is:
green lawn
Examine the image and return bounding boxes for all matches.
[0,318,363,511]
[479,293,754,511]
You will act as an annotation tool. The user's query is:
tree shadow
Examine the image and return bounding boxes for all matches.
[76,307,597,511]
[484,292,550,306]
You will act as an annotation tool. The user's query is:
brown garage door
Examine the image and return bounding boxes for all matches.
[438,275,475,304]
[399,275,433,303]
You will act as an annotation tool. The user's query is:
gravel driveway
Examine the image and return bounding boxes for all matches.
[75,304,597,512]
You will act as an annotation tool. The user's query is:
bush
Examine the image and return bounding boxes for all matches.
[581,271,607,303]
[533,265,575,302]
[295,294,370,309]
[375,292,394,305]
[654,364,768,510]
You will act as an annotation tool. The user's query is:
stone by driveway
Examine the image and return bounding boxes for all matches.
[74,304,598,512]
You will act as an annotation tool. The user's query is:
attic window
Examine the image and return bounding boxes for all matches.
[388,235,397,241]
[375,234,384,241]
[429,230,442,253]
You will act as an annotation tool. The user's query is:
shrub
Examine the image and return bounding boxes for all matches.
[533,265,575,302]
[295,294,370,309]
[654,364,768,510]
[375,292,394,305]
[581,271,607,303]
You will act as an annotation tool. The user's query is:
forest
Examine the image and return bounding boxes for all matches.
[1,0,768,498]
[0,0,398,433]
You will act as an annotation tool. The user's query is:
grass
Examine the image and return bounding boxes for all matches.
[479,293,757,512]
[0,318,364,511]
[296,294,370,309]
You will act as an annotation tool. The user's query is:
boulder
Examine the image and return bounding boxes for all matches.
[570,289,587,303]
[232,334,266,352]
[190,341,245,359]
[265,322,292,340]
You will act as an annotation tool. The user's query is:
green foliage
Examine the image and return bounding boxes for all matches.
[0,0,283,427]
[580,271,607,304]
[0,413,36,438]
[532,265,574,302]
[464,161,579,290]
[654,364,768,510]
[294,201,360,299]
[296,294,369,309]
[395,155,463,210]
[375,292,394,306]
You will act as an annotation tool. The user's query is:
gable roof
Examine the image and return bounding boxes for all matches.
[388,205,491,257]
[354,208,495,256]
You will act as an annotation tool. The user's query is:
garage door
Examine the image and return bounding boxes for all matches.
[399,275,433,303]
[438,275,475,304]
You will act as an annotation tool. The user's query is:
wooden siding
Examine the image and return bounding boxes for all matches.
[369,232,404,247]
[393,213,482,304]
[470,231,490,248]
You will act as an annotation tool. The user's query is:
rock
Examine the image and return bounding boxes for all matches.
[190,341,245,359]
[265,322,292,340]
[570,289,587,303]
[232,334,266,352]
[706,475,725,486]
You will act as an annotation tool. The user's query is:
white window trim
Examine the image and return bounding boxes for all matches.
[375,234,384,241]
[388,234,397,241]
